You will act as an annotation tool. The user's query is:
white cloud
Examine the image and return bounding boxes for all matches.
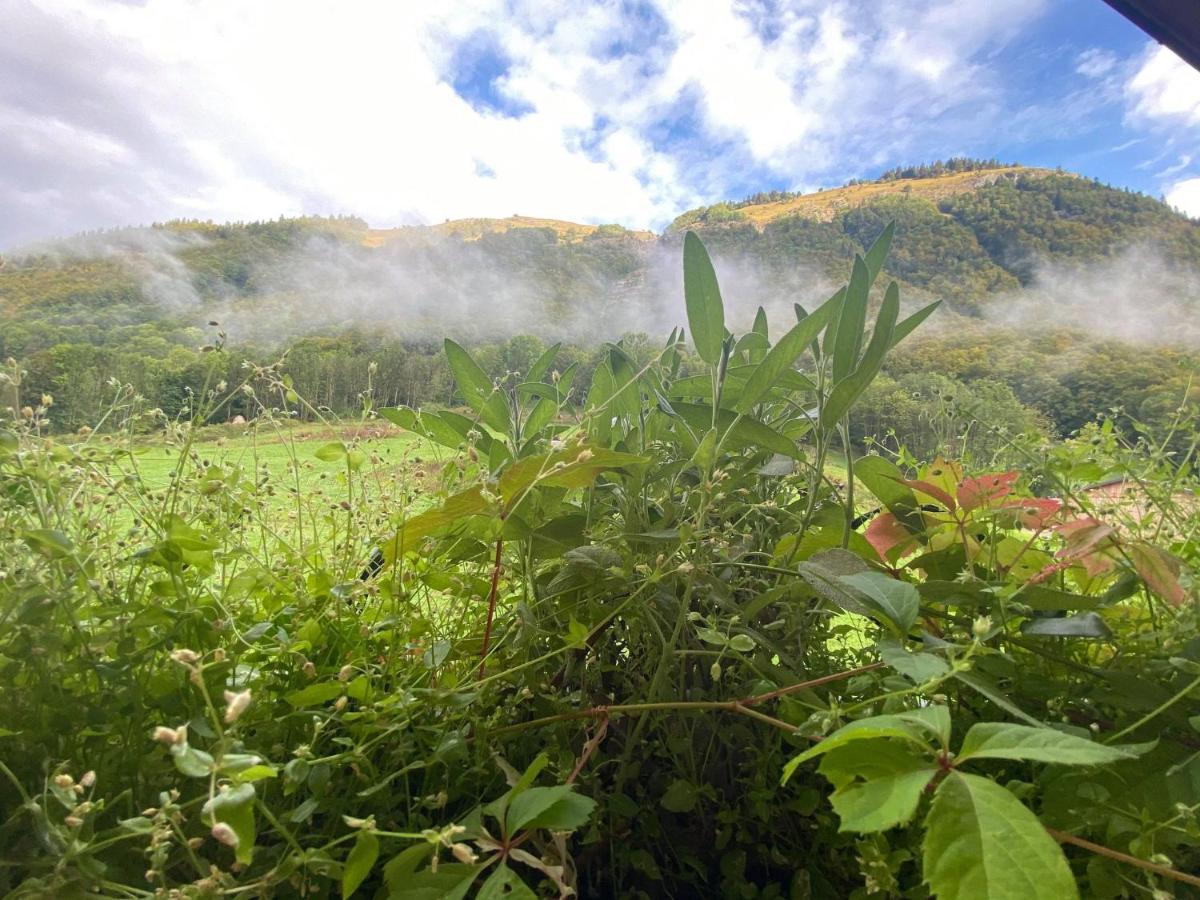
[1076,48,1116,78]
[0,0,1062,247]
[1167,177,1200,218]
[1126,44,1200,126]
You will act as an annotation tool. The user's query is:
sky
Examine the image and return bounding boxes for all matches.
[2,0,1199,250]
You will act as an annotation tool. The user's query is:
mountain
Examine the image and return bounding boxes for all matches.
[2,160,1198,435]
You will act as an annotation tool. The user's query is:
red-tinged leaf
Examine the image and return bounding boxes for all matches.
[865,512,916,561]
[998,497,1062,530]
[1130,543,1187,607]
[956,472,1018,512]
[1054,517,1118,577]
[902,479,956,512]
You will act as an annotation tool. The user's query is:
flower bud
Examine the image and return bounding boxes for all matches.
[337,664,353,682]
[451,843,478,865]
[211,822,240,848]
[971,615,993,640]
[223,689,252,724]
[334,695,348,712]
[152,726,181,745]
[53,774,74,789]
[710,661,722,682]
[170,648,200,665]
[64,815,83,828]
[302,660,316,678]
[79,770,96,789]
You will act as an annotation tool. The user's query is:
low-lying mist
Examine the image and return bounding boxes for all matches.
[15,227,1200,351]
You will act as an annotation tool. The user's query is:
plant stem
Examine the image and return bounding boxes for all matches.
[477,537,504,678]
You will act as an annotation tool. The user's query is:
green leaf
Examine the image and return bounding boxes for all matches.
[387,863,483,900]
[170,742,215,777]
[207,782,256,865]
[735,292,838,412]
[782,708,948,783]
[682,231,725,365]
[879,640,949,683]
[23,529,74,559]
[863,221,895,283]
[315,442,347,462]
[506,785,595,833]
[671,402,800,459]
[836,571,919,637]
[957,723,1149,765]
[855,456,924,533]
[342,830,379,898]
[822,280,900,428]
[661,779,699,813]
[285,682,345,708]
[923,771,1078,900]
[819,743,937,833]
[831,254,870,383]
[383,843,435,889]
[527,342,561,383]
[476,865,537,900]
[1021,612,1112,638]
[890,300,941,349]
[727,634,756,653]
[445,339,509,433]
[381,486,492,563]
[953,671,1047,728]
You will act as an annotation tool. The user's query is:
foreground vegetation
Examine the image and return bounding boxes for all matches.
[1,230,1198,898]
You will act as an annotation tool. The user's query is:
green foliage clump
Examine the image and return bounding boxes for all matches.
[1,233,1197,899]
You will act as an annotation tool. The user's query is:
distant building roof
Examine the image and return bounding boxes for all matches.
[1102,0,1200,72]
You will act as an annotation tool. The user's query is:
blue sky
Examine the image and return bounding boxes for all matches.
[2,0,1199,249]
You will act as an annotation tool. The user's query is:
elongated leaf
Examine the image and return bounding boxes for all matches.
[750,306,769,363]
[671,402,800,459]
[527,342,561,383]
[879,639,949,683]
[1022,612,1112,638]
[863,221,895,283]
[923,772,1078,900]
[821,280,900,428]
[381,486,492,563]
[683,231,725,365]
[736,292,837,413]
[445,339,509,433]
[342,830,379,898]
[831,255,871,382]
[890,300,941,349]
[957,723,1148,765]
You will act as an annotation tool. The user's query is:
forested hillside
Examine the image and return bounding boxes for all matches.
[2,163,1198,450]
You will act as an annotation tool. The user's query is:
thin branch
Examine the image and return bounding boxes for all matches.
[478,537,504,678]
[1046,827,1200,890]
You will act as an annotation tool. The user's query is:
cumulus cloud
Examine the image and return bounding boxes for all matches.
[1166,177,1200,218]
[1126,44,1200,126]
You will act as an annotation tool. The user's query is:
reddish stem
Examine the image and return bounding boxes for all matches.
[478,537,504,678]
